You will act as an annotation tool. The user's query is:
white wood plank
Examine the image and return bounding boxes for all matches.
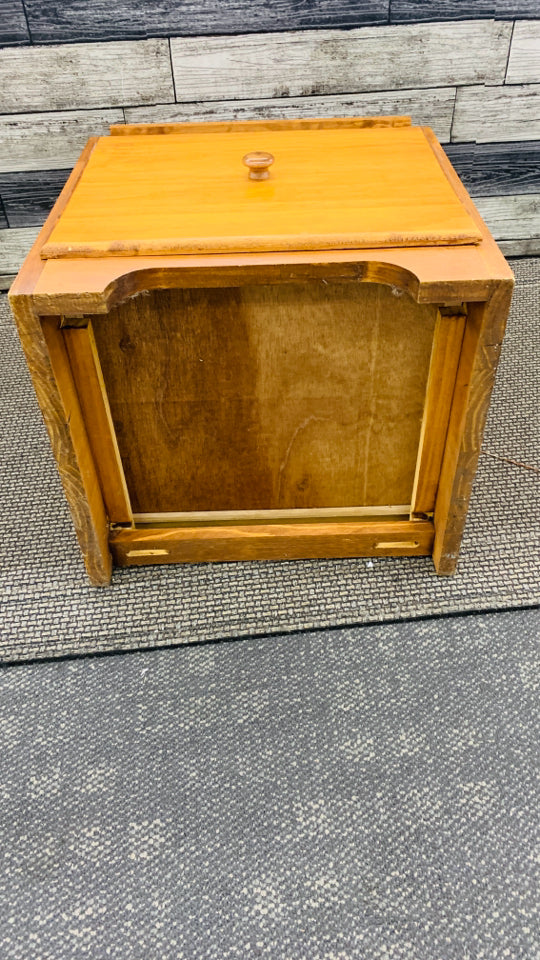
[170,21,511,102]
[0,109,125,173]
[0,39,174,114]
[473,194,540,241]
[125,87,456,142]
[0,274,17,290]
[452,83,540,143]
[0,227,39,274]
[506,20,540,85]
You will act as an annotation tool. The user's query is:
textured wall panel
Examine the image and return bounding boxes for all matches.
[0,199,7,230]
[0,39,174,113]
[0,169,70,227]
[0,226,39,273]
[0,109,124,173]
[0,0,30,45]
[452,84,540,142]
[506,20,540,84]
[475,193,540,240]
[445,141,540,196]
[170,21,512,102]
[391,1,539,20]
[125,87,456,142]
[23,0,389,44]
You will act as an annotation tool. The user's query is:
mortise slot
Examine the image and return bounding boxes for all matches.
[375,540,420,549]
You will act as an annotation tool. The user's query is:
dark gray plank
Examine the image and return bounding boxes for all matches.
[0,199,7,230]
[446,141,540,196]
[0,169,69,227]
[390,0,538,21]
[391,0,493,22]
[0,0,29,45]
[23,0,389,44]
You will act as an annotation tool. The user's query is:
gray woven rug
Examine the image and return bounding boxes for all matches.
[1,258,539,662]
[0,607,539,959]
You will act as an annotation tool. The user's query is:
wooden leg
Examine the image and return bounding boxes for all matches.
[9,296,112,586]
[433,281,514,575]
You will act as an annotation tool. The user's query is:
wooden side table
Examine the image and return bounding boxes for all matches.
[9,117,513,585]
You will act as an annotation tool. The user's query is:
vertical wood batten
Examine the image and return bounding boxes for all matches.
[8,138,113,585]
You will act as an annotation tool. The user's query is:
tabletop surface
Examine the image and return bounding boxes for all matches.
[41,126,482,259]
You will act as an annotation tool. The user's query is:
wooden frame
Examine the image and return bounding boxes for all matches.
[9,119,513,586]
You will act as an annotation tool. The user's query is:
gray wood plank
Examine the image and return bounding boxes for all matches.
[0,109,124,173]
[506,20,540,84]
[23,0,389,44]
[0,200,7,230]
[125,86,457,142]
[499,238,540,256]
[0,274,17,290]
[170,21,512,102]
[474,193,540,240]
[390,0,493,23]
[0,169,70,227]
[445,141,540,196]
[452,84,540,143]
[0,0,29,45]
[0,226,39,274]
[391,1,539,20]
[0,39,174,114]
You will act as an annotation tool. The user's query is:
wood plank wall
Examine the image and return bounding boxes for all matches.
[1,4,539,283]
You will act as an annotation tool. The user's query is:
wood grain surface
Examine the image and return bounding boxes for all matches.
[0,109,125,173]
[474,194,540,241]
[0,0,29,45]
[445,142,540,197]
[41,127,482,258]
[0,226,39,273]
[0,198,7,230]
[91,283,437,514]
[0,169,70,227]
[452,83,540,143]
[22,0,389,43]
[110,519,435,567]
[170,22,512,102]
[0,39,174,113]
[124,87,456,142]
[506,20,540,84]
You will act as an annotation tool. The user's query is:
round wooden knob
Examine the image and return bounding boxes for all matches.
[242,151,274,181]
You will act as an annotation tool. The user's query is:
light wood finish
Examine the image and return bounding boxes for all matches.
[168,22,511,102]
[62,322,133,525]
[424,131,515,574]
[110,519,435,566]
[123,88,456,142]
[411,310,466,516]
[8,117,514,582]
[433,287,513,575]
[111,116,412,135]
[133,505,412,526]
[91,282,437,514]
[8,137,112,586]
[42,127,482,259]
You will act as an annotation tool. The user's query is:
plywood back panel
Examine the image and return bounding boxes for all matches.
[91,282,437,513]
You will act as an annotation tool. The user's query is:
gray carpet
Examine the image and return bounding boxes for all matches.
[0,607,538,959]
[1,258,539,662]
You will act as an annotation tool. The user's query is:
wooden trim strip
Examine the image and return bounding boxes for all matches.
[110,519,434,567]
[63,321,133,525]
[133,505,411,525]
[411,310,466,516]
[110,116,412,136]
